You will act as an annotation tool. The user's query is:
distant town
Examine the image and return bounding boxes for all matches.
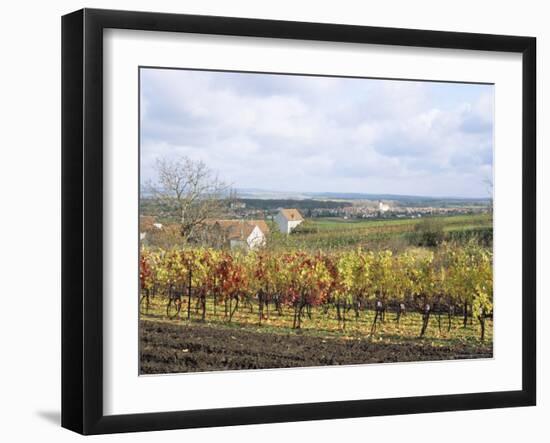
[226,198,490,221]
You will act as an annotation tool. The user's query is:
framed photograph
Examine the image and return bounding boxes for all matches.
[61,8,536,435]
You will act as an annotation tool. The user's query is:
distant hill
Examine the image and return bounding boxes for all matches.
[235,188,490,207]
[236,198,352,210]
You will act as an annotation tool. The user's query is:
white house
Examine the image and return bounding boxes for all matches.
[230,224,265,250]
[209,220,270,250]
[274,208,304,234]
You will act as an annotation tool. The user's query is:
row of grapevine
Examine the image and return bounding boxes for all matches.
[140,243,493,339]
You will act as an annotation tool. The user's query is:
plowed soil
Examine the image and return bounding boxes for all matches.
[140,320,492,374]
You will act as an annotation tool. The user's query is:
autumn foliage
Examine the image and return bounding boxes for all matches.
[140,243,492,339]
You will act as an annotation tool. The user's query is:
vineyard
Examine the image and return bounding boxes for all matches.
[265,214,493,251]
[140,242,493,341]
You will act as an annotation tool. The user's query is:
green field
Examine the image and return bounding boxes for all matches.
[312,214,490,229]
[270,213,492,251]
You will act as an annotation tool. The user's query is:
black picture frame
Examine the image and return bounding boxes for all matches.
[61,8,536,435]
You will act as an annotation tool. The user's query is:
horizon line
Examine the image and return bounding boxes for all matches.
[140,186,491,201]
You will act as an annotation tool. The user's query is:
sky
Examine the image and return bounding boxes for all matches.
[140,68,494,198]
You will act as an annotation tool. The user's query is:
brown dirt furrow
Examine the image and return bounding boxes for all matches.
[140,320,492,374]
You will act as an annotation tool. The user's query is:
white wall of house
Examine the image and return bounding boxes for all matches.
[247,225,266,249]
[287,219,302,233]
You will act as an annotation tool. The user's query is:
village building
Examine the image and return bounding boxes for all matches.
[139,215,163,240]
[378,201,391,213]
[230,201,246,209]
[274,208,304,234]
[204,219,270,250]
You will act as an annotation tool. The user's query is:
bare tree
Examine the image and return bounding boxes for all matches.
[147,156,231,242]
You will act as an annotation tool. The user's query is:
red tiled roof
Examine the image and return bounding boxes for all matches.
[279,208,304,221]
[139,215,156,232]
[206,220,269,241]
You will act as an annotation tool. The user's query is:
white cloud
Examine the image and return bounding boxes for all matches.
[140,69,494,198]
